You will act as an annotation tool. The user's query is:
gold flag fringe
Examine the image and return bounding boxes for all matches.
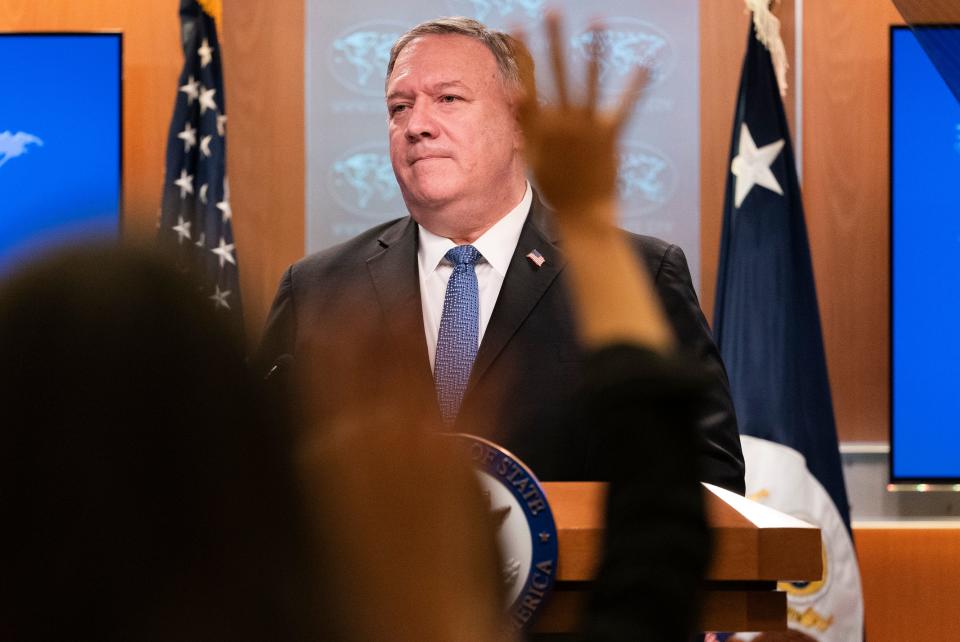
[744,0,789,97]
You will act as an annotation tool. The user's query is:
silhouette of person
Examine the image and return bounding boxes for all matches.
[0,245,319,641]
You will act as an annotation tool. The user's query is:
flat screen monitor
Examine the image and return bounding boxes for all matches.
[890,25,960,484]
[0,33,122,273]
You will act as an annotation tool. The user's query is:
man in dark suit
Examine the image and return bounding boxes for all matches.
[259,17,745,493]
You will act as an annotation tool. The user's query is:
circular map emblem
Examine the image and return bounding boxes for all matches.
[617,140,678,216]
[450,434,558,630]
[328,20,405,97]
[569,17,677,92]
[327,141,402,219]
[445,0,545,27]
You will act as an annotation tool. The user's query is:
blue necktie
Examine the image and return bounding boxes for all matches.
[434,244,481,425]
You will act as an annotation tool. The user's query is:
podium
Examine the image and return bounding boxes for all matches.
[531,482,822,634]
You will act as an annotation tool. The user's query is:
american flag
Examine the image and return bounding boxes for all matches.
[159,0,242,338]
[525,248,546,268]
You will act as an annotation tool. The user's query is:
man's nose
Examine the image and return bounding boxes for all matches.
[404,104,437,142]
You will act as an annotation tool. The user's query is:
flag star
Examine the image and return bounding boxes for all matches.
[195,231,206,248]
[199,86,217,115]
[217,198,232,222]
[179,75,200,104]
[200,134,213,157]
[730,123,785,208]
[210,285,231,310]
[174,169,194,198]
[216,114,227,137]
[198,38,214,68]
[172,216,192,243]
[211,237,236,267]
[199,183,209,204]
[177,122,197,153]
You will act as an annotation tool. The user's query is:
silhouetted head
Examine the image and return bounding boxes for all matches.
[0,244,316,641]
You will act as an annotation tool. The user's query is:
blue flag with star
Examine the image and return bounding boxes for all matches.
[159,0,241,337]
[712,21,864,641]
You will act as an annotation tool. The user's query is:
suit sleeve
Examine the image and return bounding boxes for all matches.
[579,345,711,641]
[652,244,746,495]
[254,266,298,379]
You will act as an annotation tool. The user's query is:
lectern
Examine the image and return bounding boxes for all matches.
[532,482,822,634]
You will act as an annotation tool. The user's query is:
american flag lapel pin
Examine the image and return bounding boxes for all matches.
[526,249,546,268]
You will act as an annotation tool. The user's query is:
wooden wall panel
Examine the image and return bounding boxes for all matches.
[0,0,180,236]
[854,526,960,640]
[222,0,304,345]
[699,1,749,322]
[803,1,902,442]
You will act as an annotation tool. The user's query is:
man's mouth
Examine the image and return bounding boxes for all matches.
[410,155,450,165]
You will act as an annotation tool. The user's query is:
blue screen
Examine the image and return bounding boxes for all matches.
[891,27,960,481]
[0,34,121,273]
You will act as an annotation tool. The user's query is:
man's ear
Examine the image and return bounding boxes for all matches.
[505,30,536,151]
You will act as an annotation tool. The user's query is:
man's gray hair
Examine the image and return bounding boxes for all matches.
[385,17,531,93]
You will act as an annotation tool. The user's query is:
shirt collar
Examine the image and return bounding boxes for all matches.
[417,182,532,276]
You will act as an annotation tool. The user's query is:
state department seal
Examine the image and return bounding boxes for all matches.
[449,434,559,631]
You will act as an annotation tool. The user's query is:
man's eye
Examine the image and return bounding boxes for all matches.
[440,95,460,104]
[390,104,408,115]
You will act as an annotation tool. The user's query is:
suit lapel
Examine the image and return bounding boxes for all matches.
[365,217,434,384]
[469,195,566,389]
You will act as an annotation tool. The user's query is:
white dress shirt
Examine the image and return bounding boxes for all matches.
[417,182,533,373]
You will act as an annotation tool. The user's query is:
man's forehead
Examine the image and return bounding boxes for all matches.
[387,34,498,89]
[397,32,491,59]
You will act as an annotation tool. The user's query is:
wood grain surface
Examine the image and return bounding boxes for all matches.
[855,525,960,640]
[542,482,821,583]
[222,0,305,344]
[803,0,902,441]
[699,0,750,323]
[536,481,820,633]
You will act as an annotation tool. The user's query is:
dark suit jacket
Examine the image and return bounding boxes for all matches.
[579,345,711,641]
[258,195,745,493]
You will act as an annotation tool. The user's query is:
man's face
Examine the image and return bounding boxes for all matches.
[386,34,524,232]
